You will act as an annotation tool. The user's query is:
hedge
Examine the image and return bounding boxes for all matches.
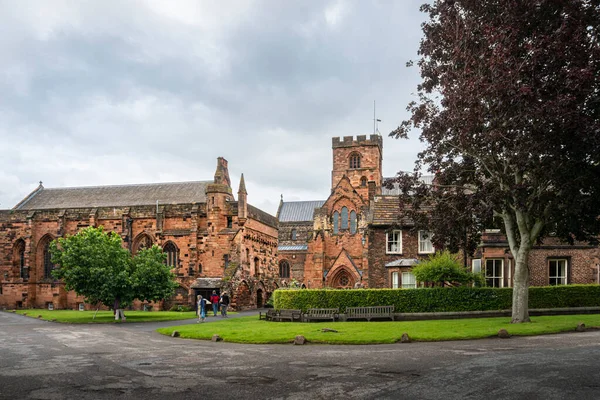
[272,285,600,313]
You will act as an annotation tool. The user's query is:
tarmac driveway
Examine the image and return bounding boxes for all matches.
[1,310,600,399]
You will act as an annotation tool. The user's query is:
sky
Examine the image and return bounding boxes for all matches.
[0,0,428,216]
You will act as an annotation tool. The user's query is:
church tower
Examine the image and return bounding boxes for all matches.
[331,135,383,200]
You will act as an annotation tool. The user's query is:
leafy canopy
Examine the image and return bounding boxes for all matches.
[391,0,600,322]
[50,226,177,308]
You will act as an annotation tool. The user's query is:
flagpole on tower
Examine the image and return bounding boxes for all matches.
[373,100,382,135]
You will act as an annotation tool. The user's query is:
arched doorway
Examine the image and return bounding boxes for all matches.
[331,269,355,289]
[256,288,263,308]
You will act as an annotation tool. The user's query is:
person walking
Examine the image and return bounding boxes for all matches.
[210,290,220,317]
[220,292,230,317]
[197,295,207,323]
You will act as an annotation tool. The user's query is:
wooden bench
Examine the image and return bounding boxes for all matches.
[303,308,339,322]
[259,309,277,321]
[344,306,395,321]
[272,309,302,322]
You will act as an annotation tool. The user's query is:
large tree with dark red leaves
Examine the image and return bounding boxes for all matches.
[392,0,600,323]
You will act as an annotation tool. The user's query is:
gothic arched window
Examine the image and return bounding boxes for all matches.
[349,152,361,169]
[360,176,367,187]
[42,240,54,279]
[333,211,339,234]
[163,242,178,268]
[350,211,357,234]
[13,239,26,280]
[279,260,290,278]
[341,207,349,230]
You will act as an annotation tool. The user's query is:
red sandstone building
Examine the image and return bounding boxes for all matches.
[277,135,600,290]
[0,158,279,310]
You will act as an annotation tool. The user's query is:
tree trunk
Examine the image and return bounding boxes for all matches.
[511,251,530,323]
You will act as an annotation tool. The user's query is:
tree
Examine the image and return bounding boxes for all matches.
[392,0,600,323]
[50,226,177,319]
[411,251,484,287]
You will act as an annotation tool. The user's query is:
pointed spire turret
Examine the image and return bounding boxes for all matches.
[238,173,247,195]
[237,173,248,225]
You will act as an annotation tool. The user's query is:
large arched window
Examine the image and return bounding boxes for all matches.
[163,242,178,268]
[279,260,290,278]
[40,238,54,280]
[333,211,339,234]
[350,211,357,234]
[349,152,361,169]
[341,207,349,230]
[133,234,153,254]
[13,239,27,280]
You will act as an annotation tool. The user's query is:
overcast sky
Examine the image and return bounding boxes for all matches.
[1,0,427,215]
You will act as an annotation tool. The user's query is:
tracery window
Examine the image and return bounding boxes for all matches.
[341,207,348,230]
[43,241,54,279]
[333,211,339,234]
[279,260,291,278]
[14,239,27,280]
[349,152,361,169]
[350,211,357,234]
[163,242,178,268]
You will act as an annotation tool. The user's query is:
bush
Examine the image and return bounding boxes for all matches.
[412,251,484,286]
[272,285,600,313]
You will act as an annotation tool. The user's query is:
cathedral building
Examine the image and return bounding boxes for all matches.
[277,134,600,290]
[0,158,279,310]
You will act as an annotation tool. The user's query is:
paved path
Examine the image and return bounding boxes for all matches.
[1,310,600,399]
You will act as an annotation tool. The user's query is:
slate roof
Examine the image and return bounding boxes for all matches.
[278,244,308,251]
[370,196,411,226]
[278,200,325,222]
[385,258,419,267]
[382,175,435,196]
[248,204,278,229]
[14,181,212,210]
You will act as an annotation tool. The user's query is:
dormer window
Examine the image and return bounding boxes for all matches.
[349,152,361,169]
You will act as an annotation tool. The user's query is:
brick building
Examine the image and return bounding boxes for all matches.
[0,157,279,310]
[277,134,600,290]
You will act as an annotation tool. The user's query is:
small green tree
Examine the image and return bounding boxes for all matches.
[411,251,483,287]
[50,226,177,319]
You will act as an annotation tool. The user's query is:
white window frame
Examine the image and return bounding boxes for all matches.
[485,259,504,288]
[549,259,568,285]
[471,259,481,274]
[391,272,399,289]
[418,230,435,254]
[386,230,402,254]
[401,272,416,289]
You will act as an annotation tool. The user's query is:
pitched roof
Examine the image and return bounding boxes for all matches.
[382,175,435,196]
[14,181,212,210]
[247,204,278,229]
[370,196,419,226]
[385,258,419,267]
[278,200,325,222]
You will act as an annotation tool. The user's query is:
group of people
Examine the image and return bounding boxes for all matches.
[196,290,230,323]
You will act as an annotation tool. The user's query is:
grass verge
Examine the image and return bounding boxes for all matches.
[157,314,600,344]
[12,309,198,323]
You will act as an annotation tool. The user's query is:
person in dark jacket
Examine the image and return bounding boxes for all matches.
[220,292,230,317]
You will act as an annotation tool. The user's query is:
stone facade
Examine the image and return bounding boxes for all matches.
[0,158,279,310]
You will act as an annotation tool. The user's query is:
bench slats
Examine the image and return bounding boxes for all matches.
[345,306,394,321]
[304,308,339,322]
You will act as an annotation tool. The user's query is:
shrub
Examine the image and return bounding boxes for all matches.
[169,304,192,312]
[411,251,484,286]
[272,285,600,313]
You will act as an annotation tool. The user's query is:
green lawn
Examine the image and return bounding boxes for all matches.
[12,309,198,323]
[157,314,600,344]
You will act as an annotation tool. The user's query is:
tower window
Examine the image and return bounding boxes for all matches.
[291,229,297,241]
[227,216,233,228]
[360,176,367,187]
[349,153,361,169]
